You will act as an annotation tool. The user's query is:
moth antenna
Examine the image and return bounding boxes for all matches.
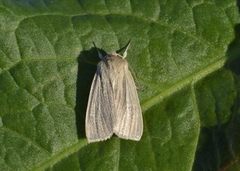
[93,42,103,59]
[122,40,131,58]
[116,40,131,58]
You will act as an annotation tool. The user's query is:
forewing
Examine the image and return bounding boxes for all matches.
[85,62,114,143]
[113,69,143,140]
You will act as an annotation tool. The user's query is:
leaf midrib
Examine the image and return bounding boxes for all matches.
[141,58,226,112]
[32,140,87,171]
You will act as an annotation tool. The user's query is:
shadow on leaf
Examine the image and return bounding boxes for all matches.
[75,46,106,138]
[226,23,240,74]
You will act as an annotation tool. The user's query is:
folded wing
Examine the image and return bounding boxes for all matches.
[85,62,114,142]
[113,69,143,140]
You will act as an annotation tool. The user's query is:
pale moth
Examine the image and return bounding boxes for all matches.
[85,41,143,143]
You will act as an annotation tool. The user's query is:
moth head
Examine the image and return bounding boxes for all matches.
[93,40,131,59]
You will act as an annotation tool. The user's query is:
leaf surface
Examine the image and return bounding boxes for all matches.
[0,0,239,170]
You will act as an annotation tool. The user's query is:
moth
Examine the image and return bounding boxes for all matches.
[85,41,143,143]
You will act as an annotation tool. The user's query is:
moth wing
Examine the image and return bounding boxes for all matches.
[113,69,143,141]
[85,62,114,143]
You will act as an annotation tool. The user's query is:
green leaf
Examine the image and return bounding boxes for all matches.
[0,0,239,171]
